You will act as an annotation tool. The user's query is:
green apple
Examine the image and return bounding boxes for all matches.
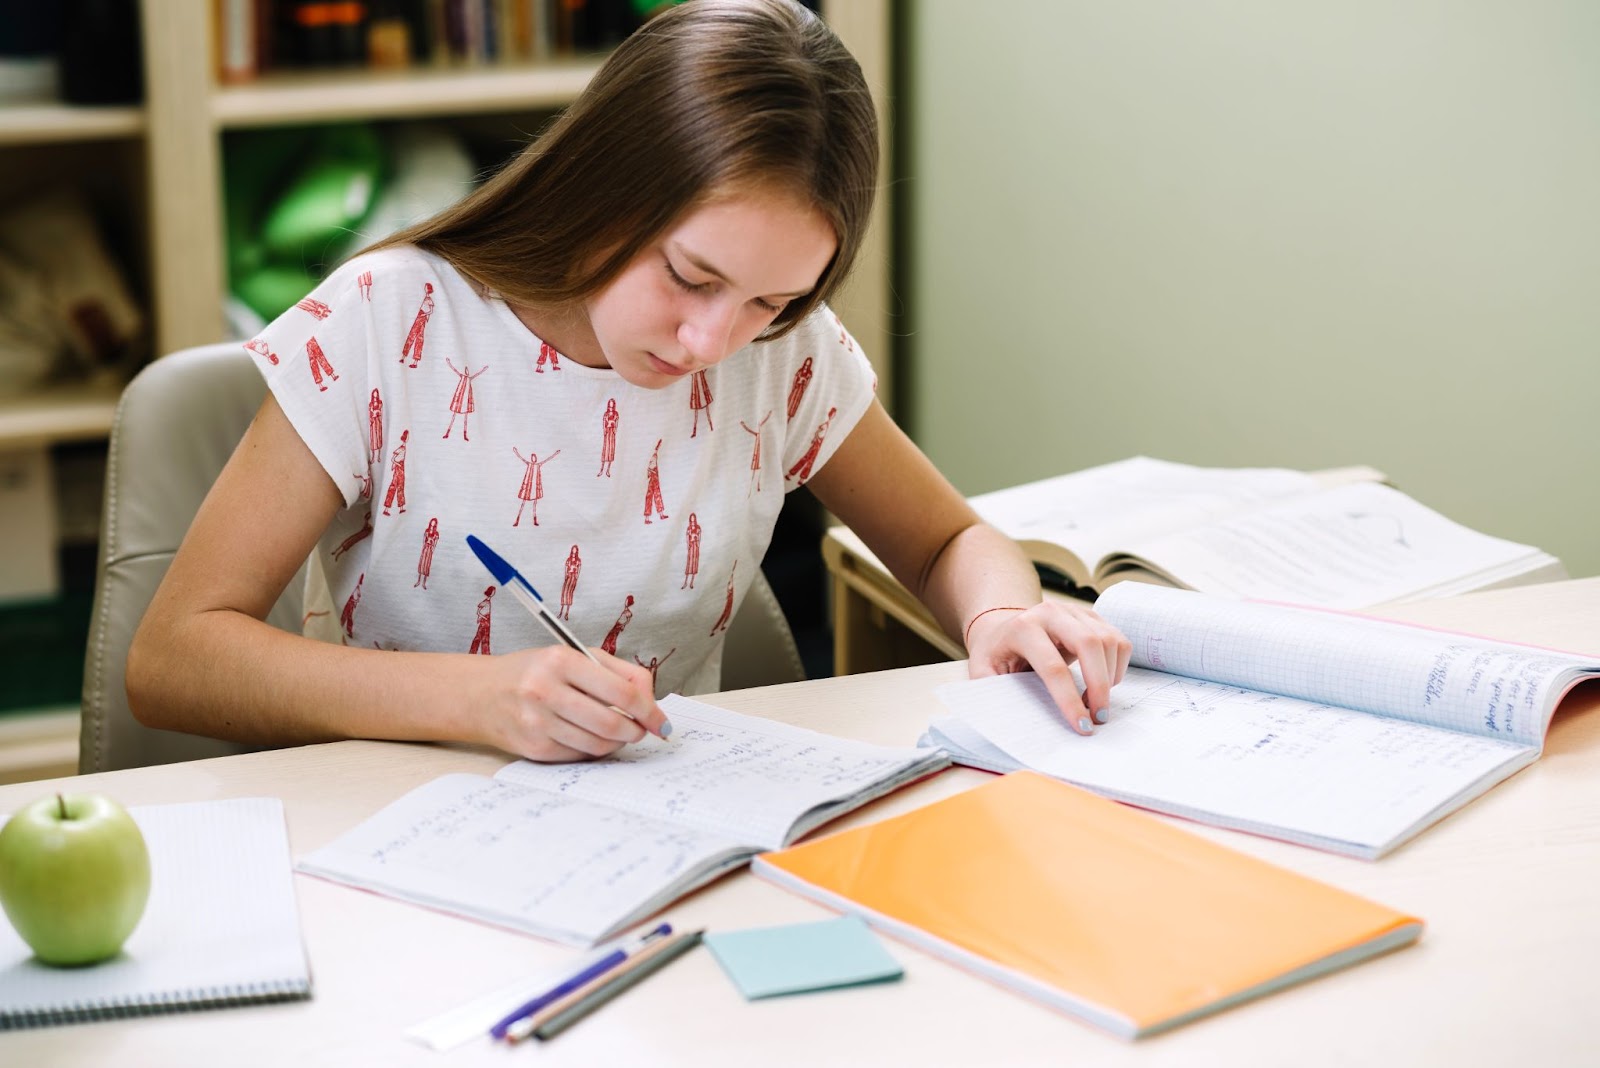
[0,792,151,966]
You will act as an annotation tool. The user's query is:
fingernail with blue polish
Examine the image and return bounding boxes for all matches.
[1078,717,1093,734]
[1092,708,1108,725]
[658,720,673,738]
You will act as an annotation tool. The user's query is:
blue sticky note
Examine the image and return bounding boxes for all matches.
[705,916,903,1000]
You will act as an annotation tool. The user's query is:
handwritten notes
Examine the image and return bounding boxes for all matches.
[934,670,1533,854]
[496,696,940,849]
[299,773,743,945]
[930,585,1597,858]
[298,696,946,946]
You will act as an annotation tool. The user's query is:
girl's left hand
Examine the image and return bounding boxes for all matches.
[963,601,1132,737]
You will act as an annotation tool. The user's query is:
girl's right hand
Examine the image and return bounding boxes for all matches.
[472,646,671,762]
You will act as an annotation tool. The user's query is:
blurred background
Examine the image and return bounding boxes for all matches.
[0,0,1593,777]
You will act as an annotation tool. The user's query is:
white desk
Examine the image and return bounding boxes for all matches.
[3,578,1598,1066]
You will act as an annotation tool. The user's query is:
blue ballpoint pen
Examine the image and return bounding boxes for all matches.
[466,534,671,739]
[489,924,673,1041]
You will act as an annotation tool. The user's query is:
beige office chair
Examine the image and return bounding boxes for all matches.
[80,343,805,773]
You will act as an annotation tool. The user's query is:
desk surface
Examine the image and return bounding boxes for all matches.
[3,579,1599,1066]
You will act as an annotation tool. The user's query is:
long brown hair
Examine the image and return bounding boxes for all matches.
[369,0,878,340]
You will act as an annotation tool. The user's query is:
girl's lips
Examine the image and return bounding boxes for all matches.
[647,353,690,376]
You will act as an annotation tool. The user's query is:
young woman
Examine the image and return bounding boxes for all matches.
[127,0,1129,764]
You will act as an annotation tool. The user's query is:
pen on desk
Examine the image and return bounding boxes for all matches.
[521,928,705,1043]
[466,534,671,739]
[488,923,672,1041]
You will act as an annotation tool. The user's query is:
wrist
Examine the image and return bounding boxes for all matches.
[962,605,1028,649]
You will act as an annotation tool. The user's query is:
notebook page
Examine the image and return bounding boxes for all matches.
[0,798,309,1026]
[297,773,744,947]
[969,457,1317,570]
[1097,583,1594,745]
[1113,482,1547,608]
[935,671,1535,854]
[494,695,943,851]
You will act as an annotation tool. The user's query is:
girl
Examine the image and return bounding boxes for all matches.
[127,0,1128,765]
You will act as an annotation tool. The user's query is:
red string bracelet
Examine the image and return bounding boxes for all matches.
[963,605,1028,648]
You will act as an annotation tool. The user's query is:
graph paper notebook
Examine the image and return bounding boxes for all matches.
[0,797,311,1028]
[299,695,947,947]
[927,583,1600,859]
[755,772,1422,1039]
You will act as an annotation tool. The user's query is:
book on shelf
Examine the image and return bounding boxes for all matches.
[298,695,948,947]
[967,456,1564,609]
[755,771,1422,1040]
[0,798,311,1029]
[927,583,1600,859]
[214,0,645,81]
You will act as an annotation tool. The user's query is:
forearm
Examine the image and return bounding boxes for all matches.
[126,608,483,748]
[916,521,1042,648]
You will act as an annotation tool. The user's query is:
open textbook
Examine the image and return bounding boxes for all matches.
[927,583,1599,859]
[298,695,947,947]
[968,457,1564,608]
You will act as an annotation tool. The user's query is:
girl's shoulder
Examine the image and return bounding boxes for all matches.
[325,244,474,298]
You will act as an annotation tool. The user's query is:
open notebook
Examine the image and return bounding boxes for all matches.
[0,797,312,1028]
[928,584,1599,858]
[299,694,947,947]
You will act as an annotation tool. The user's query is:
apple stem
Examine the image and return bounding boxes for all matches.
[57,793,67,820]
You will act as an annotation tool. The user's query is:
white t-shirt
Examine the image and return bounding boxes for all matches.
[250,245,875,696]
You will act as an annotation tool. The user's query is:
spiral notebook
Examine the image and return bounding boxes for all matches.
[0,797,312,1028]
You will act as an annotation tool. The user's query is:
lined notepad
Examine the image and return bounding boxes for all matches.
[0,797,312,1028]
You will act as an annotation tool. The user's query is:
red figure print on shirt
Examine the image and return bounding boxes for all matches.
[559,544,581,621]
[297,297,333,320]
[642,439,668,524]
[244,337,279,366]
[331,511,374,560]
[597,398,619,477]
[689,370,714,437]
[602,594,634,655]
[443,359,486,440]
[400,282,435,367]
[739,410,772,496]
[682,512,701,589]
[383,429,409,516]
[356,271,373,301]
[367,388,383,462]
[786,356,813,421]
[536,340,562,373]
[354,470,372,500]
[709,560,737,636]
[305,336,339,392]
[339,573,364,638]
[831,311,853,351]
[634,648,676,692]
[786,406,837,485]
[469,585,495,654]
[415,517,440,588]
[512,447,561,526]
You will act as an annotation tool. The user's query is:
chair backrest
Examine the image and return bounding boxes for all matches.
[80,344,805,773]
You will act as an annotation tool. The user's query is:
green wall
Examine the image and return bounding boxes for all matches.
[900,0,1599,578]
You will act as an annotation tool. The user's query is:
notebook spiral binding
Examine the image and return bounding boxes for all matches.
[0,977,312,1030]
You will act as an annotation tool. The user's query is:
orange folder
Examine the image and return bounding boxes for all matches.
[753,771,1421,1039]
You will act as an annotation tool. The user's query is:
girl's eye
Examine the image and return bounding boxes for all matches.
[664,262,707,293]
[666,259,785,314]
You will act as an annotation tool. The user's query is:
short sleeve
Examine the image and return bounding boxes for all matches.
[776,304,878,490]
[246,261,379,509]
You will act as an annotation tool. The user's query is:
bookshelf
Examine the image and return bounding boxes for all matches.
[0,0,894,781]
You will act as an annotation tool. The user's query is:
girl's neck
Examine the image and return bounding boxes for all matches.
[505,299,610,369]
